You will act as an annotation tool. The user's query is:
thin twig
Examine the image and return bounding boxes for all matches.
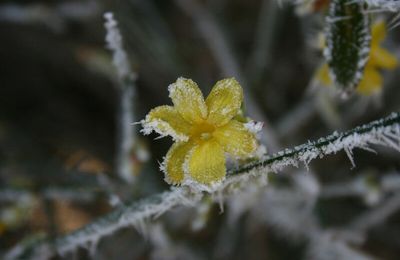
[229,112,400,176]
[104,12,137,183]
[5,112,400,259]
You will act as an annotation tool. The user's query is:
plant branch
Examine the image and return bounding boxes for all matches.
[104,12,137,183]
[5,112,400,259]
[228,112,400,176]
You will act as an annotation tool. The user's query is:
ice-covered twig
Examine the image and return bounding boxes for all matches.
[104,12,136,83]
[4,188,199,260]
[227,112,400,177]
[6,112,400,259]
[104,12,137,183]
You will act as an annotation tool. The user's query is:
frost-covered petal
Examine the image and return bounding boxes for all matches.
[163,141,195,185]
[168,77,208,124]
[142,105,191,142]
[316,63,333,86]
[213,120,257,158]
[371,20,386,46]
[370,46,398,69]
[205,78,243,127]
[188,140,226,185]
[356,67,383,95]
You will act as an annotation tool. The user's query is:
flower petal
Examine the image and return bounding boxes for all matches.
[316,63,333,86]
[213,120,257,158]
[188,140,226,185]
[168,77,208,124]
[142,105,192,142]
[205,78,243,127]
[370,46,398,69]
[356,67,383,95]
[371,20,386,46]
[163,141,195,185]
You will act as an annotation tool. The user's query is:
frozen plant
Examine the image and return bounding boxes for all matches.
[141,77,259,190]
[3,1,400,259]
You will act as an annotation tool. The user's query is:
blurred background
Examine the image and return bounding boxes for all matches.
[1,0,400,259]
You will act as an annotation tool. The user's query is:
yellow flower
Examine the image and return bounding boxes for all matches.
[141,77,258,187]
[316,21,398,95]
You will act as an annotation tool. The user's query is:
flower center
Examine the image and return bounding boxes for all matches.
[191,122,216,141]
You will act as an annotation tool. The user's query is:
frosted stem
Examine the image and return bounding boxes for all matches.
[6,112,400,259]
[104,12,137,183]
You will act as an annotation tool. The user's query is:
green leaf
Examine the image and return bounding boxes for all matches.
[325,0,370,95]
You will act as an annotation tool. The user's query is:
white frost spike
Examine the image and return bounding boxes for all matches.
[87,239,99,258]
[140,119,189,142]
[191,201,212,231]
[244,121,264,134]
[380,135,400,152]
[215,190,225,213]
[344,147,356,169]
[357,145,377,154]
[133,218,149,239]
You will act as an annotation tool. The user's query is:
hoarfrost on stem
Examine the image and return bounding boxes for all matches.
[6,113,400,259]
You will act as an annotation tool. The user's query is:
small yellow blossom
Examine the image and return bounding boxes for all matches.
[316,21,398,95]
[141,77,258,187]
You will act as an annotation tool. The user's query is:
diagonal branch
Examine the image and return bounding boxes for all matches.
[5,112,400,259]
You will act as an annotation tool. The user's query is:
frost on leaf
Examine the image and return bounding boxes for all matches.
[325,0,371,95]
